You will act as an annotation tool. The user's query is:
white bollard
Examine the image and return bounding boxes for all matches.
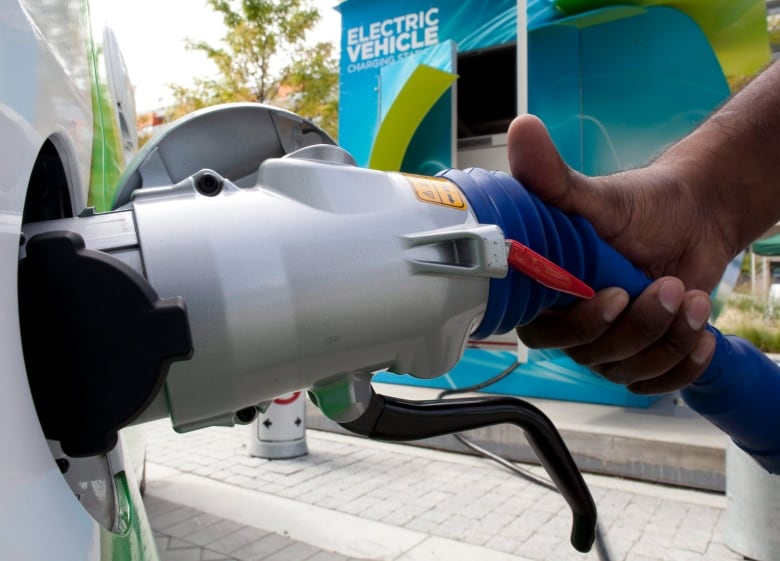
[725,440,780,560]
[249,391,308,459]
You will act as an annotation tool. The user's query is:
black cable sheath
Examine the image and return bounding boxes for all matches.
[342,389,598,552]
[436,357,614,561]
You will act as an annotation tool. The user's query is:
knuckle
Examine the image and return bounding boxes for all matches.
[632,313,671,346]
[628,362,706,394]
[659,330,696,361]
[515,326,546,349]
[566,346,599,367]
[593,362,631,385]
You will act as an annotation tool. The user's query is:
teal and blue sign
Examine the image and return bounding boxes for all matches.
[338,0,520,170]
[337,0,768,176]
[338,0,768,408]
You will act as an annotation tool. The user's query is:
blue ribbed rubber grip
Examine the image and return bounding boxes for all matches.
[439,167,780,474]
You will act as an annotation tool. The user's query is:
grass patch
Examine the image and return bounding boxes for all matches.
[714,290,780,353]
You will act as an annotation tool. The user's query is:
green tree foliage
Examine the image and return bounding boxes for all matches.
[728,10,780,92]
[168,0,338,138]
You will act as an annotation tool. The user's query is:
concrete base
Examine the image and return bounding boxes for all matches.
[725,441,780,560]
[306,382,728,492]
[248,438,309,459]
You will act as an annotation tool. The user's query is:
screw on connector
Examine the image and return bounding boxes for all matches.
[235,406,258,424]
[194,171,223,196]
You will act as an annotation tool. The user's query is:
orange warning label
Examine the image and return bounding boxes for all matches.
[404,174,467,210]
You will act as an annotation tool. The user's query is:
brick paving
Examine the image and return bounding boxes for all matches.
[141,420,742,561]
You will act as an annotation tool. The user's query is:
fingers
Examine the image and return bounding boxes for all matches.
[567,278,688,366]
[517,287,630,349]
[626,331,716,394]
[517,277,716,394]
[589,284,714,392]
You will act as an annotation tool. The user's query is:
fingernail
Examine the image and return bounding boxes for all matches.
[659,280,683,314]
[686,294,711,330]
[691,333,716,365]
[602,289,629,323]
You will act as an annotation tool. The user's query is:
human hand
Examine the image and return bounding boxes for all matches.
[507,115,727,394]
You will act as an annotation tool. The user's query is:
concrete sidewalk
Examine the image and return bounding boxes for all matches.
[142,419,740,561]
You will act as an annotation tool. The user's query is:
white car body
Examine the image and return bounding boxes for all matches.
[0,2,149,560]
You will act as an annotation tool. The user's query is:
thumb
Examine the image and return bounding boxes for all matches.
[507,116,649,264]
[507,115,599,217]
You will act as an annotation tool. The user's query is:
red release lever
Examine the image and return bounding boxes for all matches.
[507,239,595,300]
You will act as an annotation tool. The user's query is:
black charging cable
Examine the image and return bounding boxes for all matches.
[436,357,614,561]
